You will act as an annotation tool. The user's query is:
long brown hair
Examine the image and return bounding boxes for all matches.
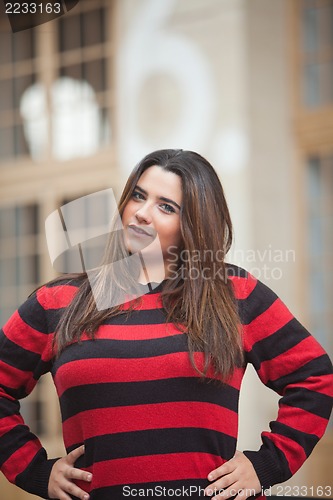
[53,149,243,380]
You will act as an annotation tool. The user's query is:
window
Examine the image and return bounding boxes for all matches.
[0,28,37,160]
[0,0,114,164]
[0,204,40,325]
[54,1,112,160]
[306,155,333,357]
[300,0,333,107]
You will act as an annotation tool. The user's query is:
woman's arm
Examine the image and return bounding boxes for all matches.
[240,271,333,488]
[205,269,333,499]
[0,286,59,497]
[0,282,92,499]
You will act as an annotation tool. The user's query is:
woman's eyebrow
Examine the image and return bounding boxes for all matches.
[134,185,181,210]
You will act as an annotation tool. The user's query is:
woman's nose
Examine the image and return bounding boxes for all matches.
[135,203,152,224]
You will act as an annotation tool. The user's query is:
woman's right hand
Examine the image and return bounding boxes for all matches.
[48,444,92,500]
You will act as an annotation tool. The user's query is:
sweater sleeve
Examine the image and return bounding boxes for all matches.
[239,271,333,489]
[0,286,60,499]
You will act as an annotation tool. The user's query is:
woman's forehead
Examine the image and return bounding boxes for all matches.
[137,166,182,201]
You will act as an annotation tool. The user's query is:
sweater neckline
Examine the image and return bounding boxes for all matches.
[137,279,167,294]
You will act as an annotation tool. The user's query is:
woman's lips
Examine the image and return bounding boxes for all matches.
[128,225,154,237]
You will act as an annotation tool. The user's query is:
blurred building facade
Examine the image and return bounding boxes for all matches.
[0,0,332,498]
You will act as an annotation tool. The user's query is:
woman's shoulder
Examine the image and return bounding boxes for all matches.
[33,273,85,310]
[225,263,256,286]
[43,274,84,290]
[225,263,280,318]
[225,263,261,301]
[225,263,248,279]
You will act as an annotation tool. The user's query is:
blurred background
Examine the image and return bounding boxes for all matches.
[0,0,332,498]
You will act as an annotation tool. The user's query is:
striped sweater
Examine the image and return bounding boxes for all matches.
[0,265,332,499]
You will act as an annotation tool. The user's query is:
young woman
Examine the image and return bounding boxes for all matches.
[0,149,332,500]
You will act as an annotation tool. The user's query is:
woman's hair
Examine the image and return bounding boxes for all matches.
[52,149,243,381]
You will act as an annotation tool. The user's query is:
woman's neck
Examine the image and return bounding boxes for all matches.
[137,259,175,285]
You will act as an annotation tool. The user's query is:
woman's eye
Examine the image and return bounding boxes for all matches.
[160,203,175,214]
[132,191,144,200]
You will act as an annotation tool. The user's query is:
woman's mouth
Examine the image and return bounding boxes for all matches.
[128,225,154,237]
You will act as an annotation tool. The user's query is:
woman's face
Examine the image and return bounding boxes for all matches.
[122,165,183,268]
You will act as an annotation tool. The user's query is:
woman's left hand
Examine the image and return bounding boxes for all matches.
[204,450,261,500]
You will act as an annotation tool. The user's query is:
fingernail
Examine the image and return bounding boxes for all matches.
[84,495,89,500]
[208,473,213,480]
[86,473,92,481]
